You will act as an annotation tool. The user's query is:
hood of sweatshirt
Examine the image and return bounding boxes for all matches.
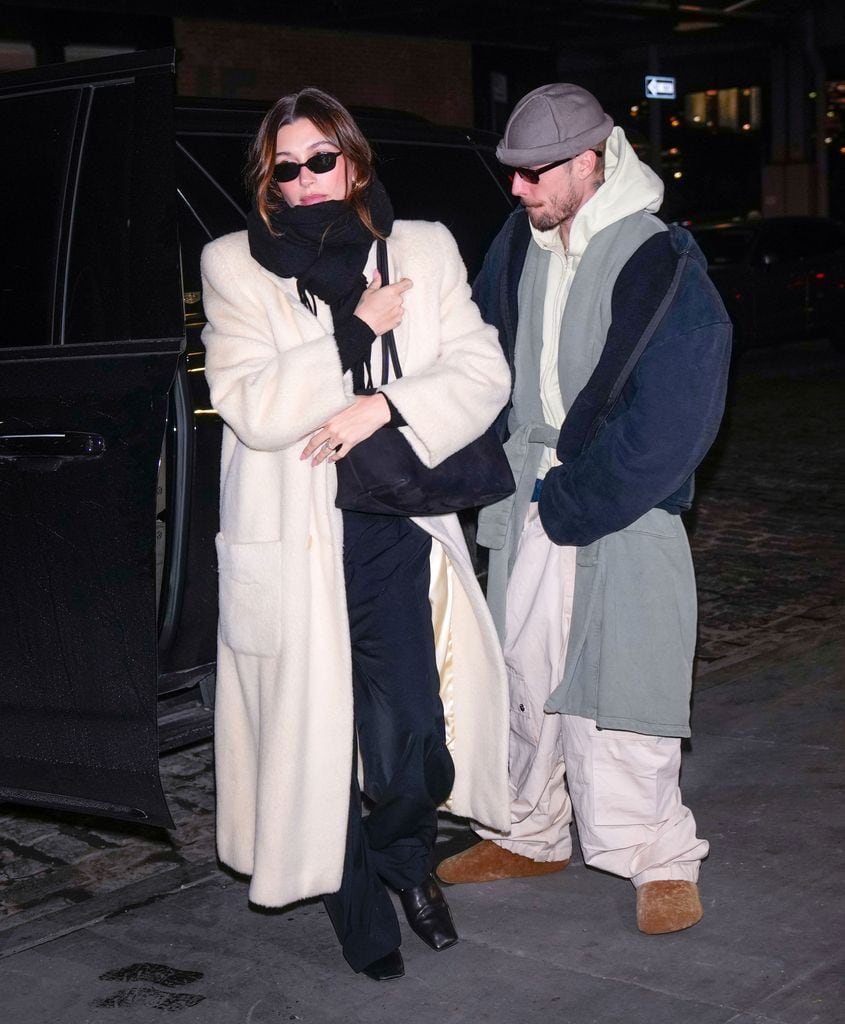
[530,126,664,258]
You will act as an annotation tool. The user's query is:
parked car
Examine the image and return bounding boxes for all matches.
[0,49,512,828]
[689,216,845,351]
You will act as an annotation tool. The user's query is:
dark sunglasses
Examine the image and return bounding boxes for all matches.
[273,151,341,183]
[508,150,602,185]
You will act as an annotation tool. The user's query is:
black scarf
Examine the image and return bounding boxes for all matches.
[247,176,394,335]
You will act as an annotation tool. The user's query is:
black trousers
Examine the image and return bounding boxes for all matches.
[323,511,455,973]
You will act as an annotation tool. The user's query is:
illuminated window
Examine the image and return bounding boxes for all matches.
[718,89,739,130]
[685,86,761,132]
[686,93,707,124]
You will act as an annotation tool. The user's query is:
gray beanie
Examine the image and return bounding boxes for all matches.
[496,83,614,167]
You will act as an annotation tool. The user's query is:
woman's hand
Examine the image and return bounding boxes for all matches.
[354,269,413,336]
[301,393,392,465]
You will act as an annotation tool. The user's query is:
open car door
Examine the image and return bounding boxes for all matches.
[0,50,184,827]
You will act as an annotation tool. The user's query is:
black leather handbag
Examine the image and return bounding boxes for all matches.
[334,240,515,517]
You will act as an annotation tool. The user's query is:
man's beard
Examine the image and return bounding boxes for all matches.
[523,185,580,232]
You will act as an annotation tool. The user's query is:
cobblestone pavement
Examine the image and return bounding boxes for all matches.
[690,338,844,672]
[0,743,216,943]
[1,337,842,949]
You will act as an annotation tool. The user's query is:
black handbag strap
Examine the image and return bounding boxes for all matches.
[376,238,403,385]
[359,239,402,391]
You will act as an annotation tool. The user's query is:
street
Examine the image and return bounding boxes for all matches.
[1,337,843,1023]
[691,339,844,670]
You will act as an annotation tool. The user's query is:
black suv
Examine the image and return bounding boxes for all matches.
[0,49,512,827]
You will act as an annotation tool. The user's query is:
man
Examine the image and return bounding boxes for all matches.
[435,84,732,934]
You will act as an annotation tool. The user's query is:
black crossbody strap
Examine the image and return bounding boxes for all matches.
[583,247,688,450]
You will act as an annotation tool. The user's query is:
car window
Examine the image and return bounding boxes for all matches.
[808,220,845,255]
[177,134,252,219]
[63,84,135,345]
[762,220,843,262]
[176,142,253,306]
[759,220,825,262]
[177,188,214,303]
[691,228,754,267]
[373,140,509,278]
[64,82,182,345]
[0,89,79,348]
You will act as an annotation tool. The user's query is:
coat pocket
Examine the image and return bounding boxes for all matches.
[215,534,283,657]
[623,507,680,539]
[507,667,544,747]
[588,731,681,827]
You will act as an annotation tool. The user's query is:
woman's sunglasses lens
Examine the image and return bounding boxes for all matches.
[274,152,339,182]
[274,163,300,182]
[310,152,338,173]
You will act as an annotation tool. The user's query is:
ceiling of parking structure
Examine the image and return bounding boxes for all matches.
[0,0,817,50]
[283,0,809,48]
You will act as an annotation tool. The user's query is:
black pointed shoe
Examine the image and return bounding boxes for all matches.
[398,874,458,951]
[361,948,404,982]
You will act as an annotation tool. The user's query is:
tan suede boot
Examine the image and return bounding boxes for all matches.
[435,840,570,884]
[636,880,703,934]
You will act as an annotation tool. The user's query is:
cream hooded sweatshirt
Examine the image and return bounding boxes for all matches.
[532,127,664,478]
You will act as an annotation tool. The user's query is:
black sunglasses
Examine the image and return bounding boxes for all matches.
[508,150,602,185]
[273,151,341,183]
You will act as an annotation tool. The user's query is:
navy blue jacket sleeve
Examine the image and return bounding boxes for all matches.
[471,242,500,330]
[472,209,529,438]
[539,275,732,547]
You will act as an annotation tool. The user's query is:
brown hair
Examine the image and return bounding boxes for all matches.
[247,87,382,237]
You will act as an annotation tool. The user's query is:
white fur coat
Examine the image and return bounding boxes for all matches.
[201,220,512,907]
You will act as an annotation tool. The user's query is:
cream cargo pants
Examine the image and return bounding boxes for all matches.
[477,505,709,886]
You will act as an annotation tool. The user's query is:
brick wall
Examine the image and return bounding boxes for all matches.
[174,18,473,126]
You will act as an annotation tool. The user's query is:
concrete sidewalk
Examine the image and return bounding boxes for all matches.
[1,622,842,1024]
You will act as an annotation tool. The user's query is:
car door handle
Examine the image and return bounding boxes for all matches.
[0,431,106,470]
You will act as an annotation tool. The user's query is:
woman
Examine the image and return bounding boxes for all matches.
[201,88,511,981]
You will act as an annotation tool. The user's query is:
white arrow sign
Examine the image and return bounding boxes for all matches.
[645,75,676,100]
